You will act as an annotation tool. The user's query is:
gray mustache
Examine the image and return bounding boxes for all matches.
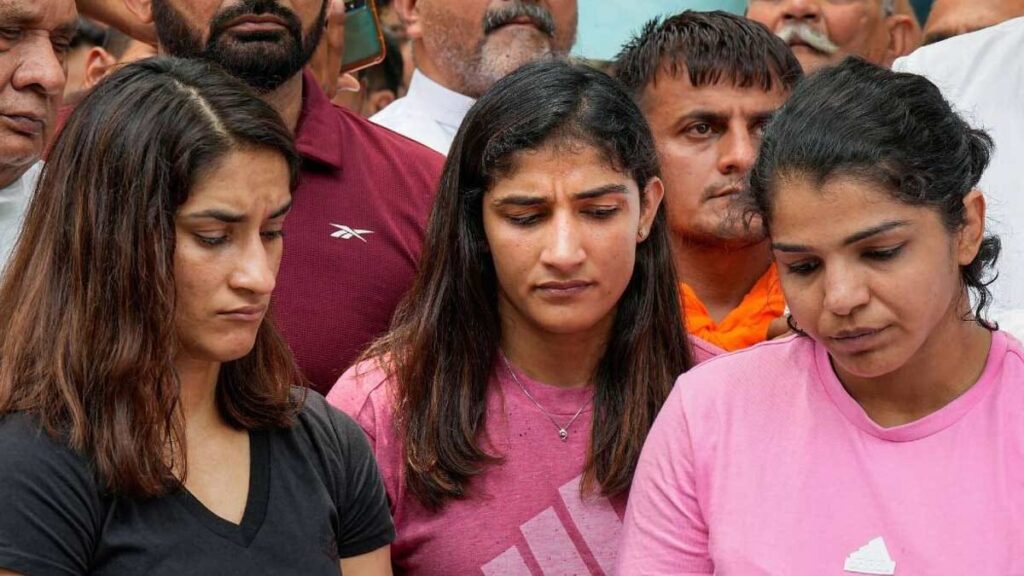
[776,22,839,54]
[483,3,556,37]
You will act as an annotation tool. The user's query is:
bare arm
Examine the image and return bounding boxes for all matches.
[339,545,392,576]
[75,0,157,44]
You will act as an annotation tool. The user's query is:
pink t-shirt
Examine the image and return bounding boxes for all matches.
[327,339,718,575]
[618,331,1024,575]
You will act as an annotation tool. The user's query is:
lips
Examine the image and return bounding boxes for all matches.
[828,326,889,354]
[0,113,46,137]
[218,305,268,322]
[535,280,594,298]
[225,14,288,33]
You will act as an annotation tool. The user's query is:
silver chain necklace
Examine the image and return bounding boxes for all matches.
[500,352,589,441]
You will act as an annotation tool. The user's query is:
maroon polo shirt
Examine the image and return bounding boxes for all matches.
[273,71,443,394]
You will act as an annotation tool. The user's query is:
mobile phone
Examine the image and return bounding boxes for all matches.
[341,0,386,74]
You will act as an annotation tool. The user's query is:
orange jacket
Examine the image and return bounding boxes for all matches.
[680,265,786,352]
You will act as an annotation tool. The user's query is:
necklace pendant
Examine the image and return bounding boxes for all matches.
[559,429,568,441]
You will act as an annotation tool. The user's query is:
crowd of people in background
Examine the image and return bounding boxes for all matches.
[0,0,1022,574]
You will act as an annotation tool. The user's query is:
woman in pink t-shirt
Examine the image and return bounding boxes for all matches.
[618,58,1024,575]
[326,60,716,574]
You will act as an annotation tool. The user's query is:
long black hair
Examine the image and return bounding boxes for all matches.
[750,57,1000,328]
[365,59,693,510]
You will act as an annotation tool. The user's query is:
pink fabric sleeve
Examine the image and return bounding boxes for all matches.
[326,360,390,451]
[617,377,713,575]
[689,335,724,364]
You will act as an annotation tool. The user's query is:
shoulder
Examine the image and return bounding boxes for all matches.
[688,335,724,364]
[671,335,819,415]
[894,17,1024,84]
[999,330,1024,374]
[330,104,444,175]
[326,357,397,441]
[0,413,96,488]
[290,388,368,450]
[0,413,104,572]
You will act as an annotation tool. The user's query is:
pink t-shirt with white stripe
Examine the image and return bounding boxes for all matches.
[327,339,718,575]
[618,331,1024,575]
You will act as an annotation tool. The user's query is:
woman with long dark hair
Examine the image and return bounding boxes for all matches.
[618,58,1023,574]
[327,59,716,574]
[0,57,392,575]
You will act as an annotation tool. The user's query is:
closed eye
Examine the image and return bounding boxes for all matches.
[784,258,820,276]
[583,206,619,219]
[864,244,904,261]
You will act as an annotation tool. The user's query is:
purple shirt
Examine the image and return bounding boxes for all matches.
[272,72,444,393]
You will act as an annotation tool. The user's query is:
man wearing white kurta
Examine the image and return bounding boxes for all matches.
[0,0,76,273]
[372,0,578,155]
[894,16,1024,336]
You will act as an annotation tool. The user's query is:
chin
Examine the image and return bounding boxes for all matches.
[828,348,908,381]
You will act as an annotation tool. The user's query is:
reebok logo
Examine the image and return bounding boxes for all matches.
[844,536,896,575]
[330,224,374,242]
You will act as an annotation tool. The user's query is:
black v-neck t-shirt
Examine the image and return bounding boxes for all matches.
[0,390,394,575]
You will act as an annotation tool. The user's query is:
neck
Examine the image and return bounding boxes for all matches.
[413,44,469,97]
[836,300,993,428]
[176,355,223,432]
[262,74,305,132]
[499,312,611,390]
[673,237,773,322]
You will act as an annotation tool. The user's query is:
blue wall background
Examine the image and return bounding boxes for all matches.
[573,0,746,60]
[572,0,934,61]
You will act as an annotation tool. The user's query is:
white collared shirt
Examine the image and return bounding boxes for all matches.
[0,161,41,274]
[894,17,1024,336]
[370,70,476,155]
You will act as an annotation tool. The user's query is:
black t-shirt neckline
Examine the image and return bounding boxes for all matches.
[171,429,271,547]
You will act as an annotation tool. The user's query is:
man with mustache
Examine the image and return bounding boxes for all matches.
[746,0,916,74]
[0,0,77,273]
[122,0,444,394]
[371,0,577,154]
[615,11,803,351]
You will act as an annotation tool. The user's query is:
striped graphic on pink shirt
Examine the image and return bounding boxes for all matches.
[481,474,623,575]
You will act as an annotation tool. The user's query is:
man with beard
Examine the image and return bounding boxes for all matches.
[370,0,577,154]
[123,0,444,394]
[746,0,916,74]
[615,11,803,351]
[0,0,77,273]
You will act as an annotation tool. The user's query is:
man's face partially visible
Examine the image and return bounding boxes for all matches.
[747,0,892,74]
[151,0,327,92]
[923,0,1024,45]
[642,71,788,249]
[0,0,76,183]
[416,0,577,98]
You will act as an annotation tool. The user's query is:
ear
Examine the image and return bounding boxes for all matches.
[394,0,423,41]
[122,0,155,25]
[83,47,118,90]
[957,189,986,266]
[637,177,665,243]
[365,89,397,116]
[883,14,917,66]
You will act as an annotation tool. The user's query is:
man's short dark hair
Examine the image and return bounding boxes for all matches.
[613,10,803,99]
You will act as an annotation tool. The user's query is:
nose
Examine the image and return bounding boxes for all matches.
[11,36,67,98]
[229,240,278,296]
[717,126,758,176]
[822,262,870,317]
[781,0,823,23]
[539,211,586,272]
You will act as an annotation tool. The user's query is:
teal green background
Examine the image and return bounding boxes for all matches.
[573,0,746,60]
[572,0,934,61]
